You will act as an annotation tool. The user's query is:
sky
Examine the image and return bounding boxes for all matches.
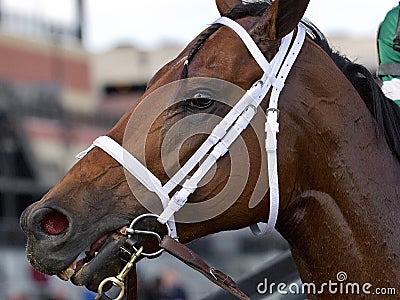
[1,0,397,52]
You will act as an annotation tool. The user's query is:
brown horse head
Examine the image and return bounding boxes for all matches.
[20,0,400,297]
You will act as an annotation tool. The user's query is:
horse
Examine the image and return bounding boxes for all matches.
[20,0,400,299]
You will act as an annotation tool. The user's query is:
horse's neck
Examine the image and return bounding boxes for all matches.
[280,186,400,286]
[278,86,400,293]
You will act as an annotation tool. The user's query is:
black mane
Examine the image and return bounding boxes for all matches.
[183,0,400,162]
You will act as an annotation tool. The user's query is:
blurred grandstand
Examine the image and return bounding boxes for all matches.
[0,1,379,299]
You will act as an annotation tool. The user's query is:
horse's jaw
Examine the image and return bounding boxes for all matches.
[68,232,127,291]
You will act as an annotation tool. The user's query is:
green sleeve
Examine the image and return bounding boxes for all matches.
[378,5,400,81]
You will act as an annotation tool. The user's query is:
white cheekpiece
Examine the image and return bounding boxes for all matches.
[77,17,306,239]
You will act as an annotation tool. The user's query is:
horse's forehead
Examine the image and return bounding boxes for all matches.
[149,16,259,86]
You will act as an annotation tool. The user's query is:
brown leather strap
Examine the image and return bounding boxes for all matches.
[126,266,138,300]
[115,235,249,300]
[160,236,250,300]
[120,238,139,300]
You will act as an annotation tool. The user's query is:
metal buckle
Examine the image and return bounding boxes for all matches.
[266,107,280,118]
[209,267,218,281]
[125,213,172,257]
[95,246,143,300]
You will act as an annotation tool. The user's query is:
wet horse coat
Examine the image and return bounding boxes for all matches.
[20,0,400,298]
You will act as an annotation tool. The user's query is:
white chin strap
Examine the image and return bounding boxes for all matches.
[77,17,306,239]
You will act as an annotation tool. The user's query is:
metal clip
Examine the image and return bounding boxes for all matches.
[209,267,218,281]
[95,246,143,300]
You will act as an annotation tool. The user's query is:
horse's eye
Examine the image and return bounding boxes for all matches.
[187,92,214,109]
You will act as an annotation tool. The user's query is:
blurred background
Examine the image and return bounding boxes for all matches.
[0,0,394,299]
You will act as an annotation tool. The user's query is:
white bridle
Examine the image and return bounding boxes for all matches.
[77,17,306,239]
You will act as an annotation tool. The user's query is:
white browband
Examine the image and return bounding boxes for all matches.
[77,17,306,239]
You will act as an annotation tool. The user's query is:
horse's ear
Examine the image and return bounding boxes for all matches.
[253,0,310,40]
[216,0,241,16]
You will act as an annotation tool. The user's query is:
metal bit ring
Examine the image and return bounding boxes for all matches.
[126,213,172,257]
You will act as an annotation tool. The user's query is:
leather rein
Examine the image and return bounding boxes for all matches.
[96,214,249,300]
[86,17,306,300]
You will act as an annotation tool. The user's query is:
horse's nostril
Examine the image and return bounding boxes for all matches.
[41,211,69,235]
